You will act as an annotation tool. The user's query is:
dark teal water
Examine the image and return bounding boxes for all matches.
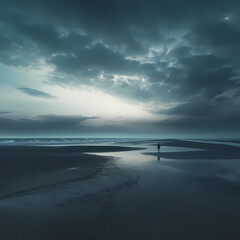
[0,137,144,146]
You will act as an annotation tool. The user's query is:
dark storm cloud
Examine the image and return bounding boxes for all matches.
[2,113,239,137]
[162,102,216,117]
[176,55,237,99]
[169,46,192,58]
[0,35,11,50]
[0,114,150,136]
[0,111,13,115]
[0,115,97,135]
[51,43,139,75]
[1,0,240,135]
[186,20,240,59]
[153,111,240,136]
[18,88,57,99]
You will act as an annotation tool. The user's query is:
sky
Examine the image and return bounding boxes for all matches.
[0,0,240,137]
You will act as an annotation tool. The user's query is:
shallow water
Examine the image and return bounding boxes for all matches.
[92,141,240,239]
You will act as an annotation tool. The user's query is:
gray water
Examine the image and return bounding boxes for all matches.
[0,137,144,146]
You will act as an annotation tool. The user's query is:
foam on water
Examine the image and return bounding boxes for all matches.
[0,138,142,146]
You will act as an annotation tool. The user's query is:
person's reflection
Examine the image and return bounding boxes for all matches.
[157,156,160,162]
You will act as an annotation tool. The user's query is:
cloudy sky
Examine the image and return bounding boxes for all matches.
[0,0,240,137]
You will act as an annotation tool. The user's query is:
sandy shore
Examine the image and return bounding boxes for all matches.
[0,145,142,240]
[0,145,141,197]
[1,139,240,240]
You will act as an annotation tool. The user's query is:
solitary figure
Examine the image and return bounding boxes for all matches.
[157,142,160,152]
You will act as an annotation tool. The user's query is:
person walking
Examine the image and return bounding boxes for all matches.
[157,142,160,153]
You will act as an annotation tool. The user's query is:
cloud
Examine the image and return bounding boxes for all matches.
[0,114,97,136]
[176,55,237,99]
[187,20,240,58]
[162,102,216,117]
[17,88,57,99]
[0,111,13,115]
[0,111,239,137]
[0,0,240,136]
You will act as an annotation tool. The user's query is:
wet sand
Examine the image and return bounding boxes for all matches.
[1,139,240,239]
[145,139,240,159]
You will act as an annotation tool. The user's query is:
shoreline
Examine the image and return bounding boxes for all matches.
[0,145,141,199]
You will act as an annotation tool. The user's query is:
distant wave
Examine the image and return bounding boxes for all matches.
[0,138,142,146]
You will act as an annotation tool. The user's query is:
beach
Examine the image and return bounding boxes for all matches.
[1,139,240,239]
